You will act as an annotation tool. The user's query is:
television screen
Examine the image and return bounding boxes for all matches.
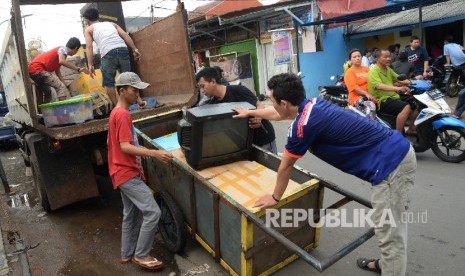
[202,117,249,158]
[178,102,256,170]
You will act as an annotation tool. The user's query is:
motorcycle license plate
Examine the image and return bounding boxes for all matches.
[427,89,445,100]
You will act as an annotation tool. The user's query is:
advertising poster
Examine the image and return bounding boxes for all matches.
[271,30,292,65]
[209,52,255,92]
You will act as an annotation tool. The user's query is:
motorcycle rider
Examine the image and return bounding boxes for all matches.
[368,49,417,135]
[344,49,376,105]
[392,50,415,79]
[443,35,465,66]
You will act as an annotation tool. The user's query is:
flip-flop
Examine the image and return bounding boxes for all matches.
[120,258,131,264]
[131,257,164,271]
[138,101,147,109]
[357,258,381,273]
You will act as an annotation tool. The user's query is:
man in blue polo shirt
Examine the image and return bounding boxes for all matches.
[233,73,416,276]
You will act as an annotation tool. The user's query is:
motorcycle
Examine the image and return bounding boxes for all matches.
[348,98,391,128]
[428,55,448,92]
[349,79,465,163]
[407,84,465,163]
[318,75,348,107]
[444,63,465,97]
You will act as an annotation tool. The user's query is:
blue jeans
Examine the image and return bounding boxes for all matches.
[101,47,131,87]
[119,176,161,259]
[455,88,465,118]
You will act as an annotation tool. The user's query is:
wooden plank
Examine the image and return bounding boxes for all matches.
[171,149,316,212]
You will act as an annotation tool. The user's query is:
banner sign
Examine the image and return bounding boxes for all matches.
[271,30,292,65]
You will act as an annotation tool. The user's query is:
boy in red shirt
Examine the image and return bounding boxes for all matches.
[108,72,173,270]
[28,37,88,102]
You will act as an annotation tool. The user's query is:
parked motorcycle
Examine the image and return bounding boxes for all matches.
[318,75,348,107]
[428,55,448,92]
[444,63,465,97]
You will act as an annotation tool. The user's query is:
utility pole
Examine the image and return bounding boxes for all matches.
[150,4,154,23]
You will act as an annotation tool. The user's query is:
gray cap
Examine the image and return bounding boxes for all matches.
[115,72,150,89]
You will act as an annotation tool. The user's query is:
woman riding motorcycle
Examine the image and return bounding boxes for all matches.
[344,48,377,105]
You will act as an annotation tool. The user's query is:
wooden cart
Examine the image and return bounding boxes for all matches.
[135,111,374,275]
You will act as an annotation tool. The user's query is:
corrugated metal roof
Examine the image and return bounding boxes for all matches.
[350,0,465,34]
[188,0,223,22]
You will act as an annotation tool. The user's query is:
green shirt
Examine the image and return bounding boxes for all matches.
[367,64,400,107]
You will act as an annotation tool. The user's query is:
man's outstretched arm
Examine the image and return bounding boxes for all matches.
[233,106,282,121]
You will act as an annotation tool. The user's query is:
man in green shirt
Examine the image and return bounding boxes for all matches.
[368,49,416,135]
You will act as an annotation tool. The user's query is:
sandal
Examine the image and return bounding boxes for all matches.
[138,101,147,109]
[120,257,131,264]
[357,258,381,273]
[131,256,164,271]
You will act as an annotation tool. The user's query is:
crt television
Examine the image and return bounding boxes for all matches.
[177,102,256,170]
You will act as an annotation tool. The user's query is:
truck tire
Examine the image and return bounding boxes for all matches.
[29,149,51,211]
[154,190,186,253]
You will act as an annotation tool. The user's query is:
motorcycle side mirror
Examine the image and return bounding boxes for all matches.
[397,74,408,81]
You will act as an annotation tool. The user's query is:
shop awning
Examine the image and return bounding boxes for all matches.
[348,0,465,38]
[301,0,451,27]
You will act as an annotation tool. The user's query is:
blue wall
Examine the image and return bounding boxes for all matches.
[299,27,365,98]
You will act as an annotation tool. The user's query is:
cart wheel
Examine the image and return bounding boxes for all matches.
[154,190,186,253]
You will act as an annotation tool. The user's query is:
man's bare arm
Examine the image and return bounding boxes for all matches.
[233,106,282,121]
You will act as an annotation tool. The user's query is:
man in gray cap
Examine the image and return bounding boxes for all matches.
[107,72,173,270]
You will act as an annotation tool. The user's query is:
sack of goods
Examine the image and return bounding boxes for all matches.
[89,92,113,119]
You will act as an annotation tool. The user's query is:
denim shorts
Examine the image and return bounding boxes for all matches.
[101,47,131,87]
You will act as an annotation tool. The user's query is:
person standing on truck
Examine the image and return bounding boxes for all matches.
[233,73,416,276]
[108,72,173,270]
[82,7,145,108]
[196,67,277,154]
[28,37,87,102]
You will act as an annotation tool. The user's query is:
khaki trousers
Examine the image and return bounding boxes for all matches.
[371,146,416,276]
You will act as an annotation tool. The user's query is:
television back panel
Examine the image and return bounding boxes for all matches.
[181,102,257,170]
[187,102,256,120]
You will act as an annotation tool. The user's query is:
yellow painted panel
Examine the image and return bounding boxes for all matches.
[68,69,105,95]
[241,214,253,276]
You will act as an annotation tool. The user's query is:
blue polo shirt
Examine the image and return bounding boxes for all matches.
[285,98,410,185]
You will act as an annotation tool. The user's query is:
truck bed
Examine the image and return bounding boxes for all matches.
[0,5,197,140]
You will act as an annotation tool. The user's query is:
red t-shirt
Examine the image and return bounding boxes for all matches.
[28,47,65,74]
[107,107,145,189]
